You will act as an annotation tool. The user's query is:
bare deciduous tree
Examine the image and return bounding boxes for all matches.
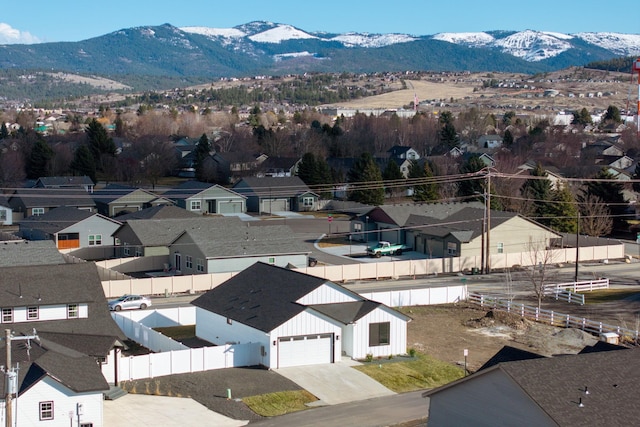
[521,237,557,310]
[579,194,613,237]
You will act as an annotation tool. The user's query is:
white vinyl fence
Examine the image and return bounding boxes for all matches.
[360,285,467,307]
[100,244,623,298]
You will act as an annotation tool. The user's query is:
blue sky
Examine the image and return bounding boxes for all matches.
[1,0,638,44]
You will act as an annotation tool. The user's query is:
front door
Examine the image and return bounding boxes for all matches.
[174,253,182,273]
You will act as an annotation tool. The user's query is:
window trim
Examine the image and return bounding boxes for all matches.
[196,258,204,272]
[88,234,103,246]
[497,242,504,254]
[32,207,45,216]
[27,306,39,320]
[2,308,13,323]
[68,304,79,319]
[369,322,391,346]
[39,401,54,421]
[185,255,193,269]
[190,200,201,211]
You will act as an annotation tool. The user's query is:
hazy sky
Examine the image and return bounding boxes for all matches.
[1,0,638,44]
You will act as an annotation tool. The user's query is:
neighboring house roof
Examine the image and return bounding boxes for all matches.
[477,345,546,371]
[424,347,640,426]
[115,216,243,246]
[368,202,483,227]
[0,240,65,267]
[91,184,165,205]
[115,204,200,221]
[18,206,120,235]
[8,188,96,210]
[173,223,310,258]
[0,262,125,339]
[161,181,244,201]
[233,176,316,198]
[34,175,94,188]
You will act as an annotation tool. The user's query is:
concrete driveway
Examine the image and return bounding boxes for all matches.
[276,359,395,405]
[104,394,249,427]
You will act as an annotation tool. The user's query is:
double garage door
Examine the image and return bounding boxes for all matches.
[278,334,334,368]
[262,198,289,214]
[218,201,243,214]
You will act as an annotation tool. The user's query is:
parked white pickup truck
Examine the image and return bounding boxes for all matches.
[366,241,410,258]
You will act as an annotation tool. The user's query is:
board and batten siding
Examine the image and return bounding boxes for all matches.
[428,369,556,427]
[349,306,408,359]
[270,310,343,367]
[207,254,307,273]
[17,376,105,427]
[296,283,360,305]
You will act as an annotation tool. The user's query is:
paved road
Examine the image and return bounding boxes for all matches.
[249,391,427,427]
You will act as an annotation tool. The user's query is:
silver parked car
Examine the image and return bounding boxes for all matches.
[108,294,152,311]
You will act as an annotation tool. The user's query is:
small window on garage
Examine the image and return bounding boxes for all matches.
[497,242,504,254]
[447,242,457,255]
[268,257,275,264]
[369,322,390,346]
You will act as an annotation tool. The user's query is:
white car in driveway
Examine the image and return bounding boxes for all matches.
[108,294,152,311]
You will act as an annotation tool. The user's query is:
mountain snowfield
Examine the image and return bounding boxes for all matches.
[181,22,640,63]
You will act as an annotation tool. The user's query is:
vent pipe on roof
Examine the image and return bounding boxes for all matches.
[578,398,584,408]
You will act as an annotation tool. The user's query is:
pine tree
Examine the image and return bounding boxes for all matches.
[0,122,8,139]
[383,159,405,199]
[347,153,384,205]
[457,155,485,199]
[297,153,318,185]
[70,144,96,183]
[580,168,626,230]
[26,138,54,179]
[86,118,116,172]
[521,163,553,226]
[548,186,579,233]
[194,133,212,182]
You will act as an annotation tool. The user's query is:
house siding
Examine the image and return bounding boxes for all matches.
[0,205,12,225]
[428,370,556,427]
[59,215,120,249]
[349,306,408,359]
[207,255,307,273]
[17,376,104,427]
[8,303,89,323]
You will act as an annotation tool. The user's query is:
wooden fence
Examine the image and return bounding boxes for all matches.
[468,292,639,341]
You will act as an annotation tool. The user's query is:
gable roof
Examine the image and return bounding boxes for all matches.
[477,345,546,371]
[368,202,484,227]
[9,188,96,210]
[161,180,218,200]
[308,300,381,324]
[91,184,163,204]
[18,206,120,235]
[35,175,94,188]
[0,240,65,267]
[114,204,200,221]
[191,262,328,332]
[174,223,310,258]
[114,216,243,246]
[233,176,314,198]
[425,347,640,426]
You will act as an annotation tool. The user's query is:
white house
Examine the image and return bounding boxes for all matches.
[191,262,410,368]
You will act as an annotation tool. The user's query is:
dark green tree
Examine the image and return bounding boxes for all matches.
[297,153,318,185]
[457,155,485,199]
[26,138,54,179]
[382,159,405,199]
[548,186,579,233]
[503,129,514,147]
[572,108,592,126]
[503,111,516,126]
[520,163,553,225]
[633,163,640,193]
[0,122,8,139]
[194,133,212,182]
[580,168,627,231]
[347,153,384,205]
[602,105,622,124]
[439,111,459,148]
[86,118,116,173]
[69,144,96,183]
[409,160,438,202]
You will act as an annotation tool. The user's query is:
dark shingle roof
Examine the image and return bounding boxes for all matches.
[0,240,65,267]
[478,345,546,371]
[161,181,216,200]
[18,206,114,235]
[115,205,200,221]
[191,262,328,332]
[371,202,483,227]
[36,175,94,188]
[117,217,242,246]
[308,300,380,324]
[9,188,96,209]
[233,176,313,198]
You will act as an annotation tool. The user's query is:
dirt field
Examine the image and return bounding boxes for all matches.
[400,303,599,373]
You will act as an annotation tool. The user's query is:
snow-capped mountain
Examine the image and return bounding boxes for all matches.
[329,33,418,48]
[430,29,640,61]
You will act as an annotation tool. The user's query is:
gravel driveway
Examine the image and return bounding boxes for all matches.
[121,366,303,421]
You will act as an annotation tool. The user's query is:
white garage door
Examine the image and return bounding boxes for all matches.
[218,201,243,213]
[262,198,288,213]
[278,334,333,368]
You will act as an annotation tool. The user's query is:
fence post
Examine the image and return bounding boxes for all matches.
[551,311,554,326]
[582,318,586,330]
[535,307,539,321]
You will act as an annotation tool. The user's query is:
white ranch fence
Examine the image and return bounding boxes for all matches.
[543,278,610,294]
[99,244,622,298]
[468,292,639,341]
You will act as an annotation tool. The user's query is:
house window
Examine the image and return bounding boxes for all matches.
[196,259,204,272]
[447,242,457,256]
[32,207,45,216]
[353,223,362,232]
[268,257,275,264]
[497,242,504,254]
[302,197,314,207]
[0,210,6,220]
[185,255,193,269]
[2,308,13,323]
[27,306,39,320]
[190,200,201,211]
[123,244,130,256]
[369,322,390,346]
[135,247,143,257]
[96,356,107,365]
[88,234,102,246]
[39,401,54,420]
[68,304,79,319]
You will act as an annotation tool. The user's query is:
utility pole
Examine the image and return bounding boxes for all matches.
[485,172,491,274]
[575,212,580,283]
[5,329,11,427]
[4,329,38,427]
